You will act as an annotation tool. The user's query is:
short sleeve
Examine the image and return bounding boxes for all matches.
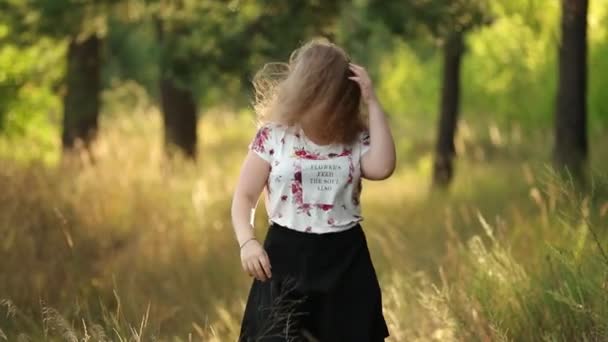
[359,130,371,156]
[249,124,275,163]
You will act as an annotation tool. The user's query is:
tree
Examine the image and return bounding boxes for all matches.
[2,0,120,154]
[434,31,464,187]
[366,0,490,188]
[32,1,118,154]
[145,0,343,159]
[62,35,102,151]
[554,0,588,180]
[154,16,198,159]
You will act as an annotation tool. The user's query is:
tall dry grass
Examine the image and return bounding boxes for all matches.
[1,105,607,341]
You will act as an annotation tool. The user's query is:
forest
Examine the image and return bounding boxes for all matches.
[1,0,607,341]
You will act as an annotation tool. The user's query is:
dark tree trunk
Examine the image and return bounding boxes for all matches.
[159,77,197,158]
[554,0,588,179]
[433,32,464,188]
[62,35,101,152]
[155,19,198,159]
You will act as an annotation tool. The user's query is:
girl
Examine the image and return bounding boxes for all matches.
[231,39,396,341]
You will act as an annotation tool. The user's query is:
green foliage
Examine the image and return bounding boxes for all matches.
[2,0,121,43]
[434,174,608,341]
[461,9,559,126]
[365,0,608,130]
[367,0,492,39]
[375,39,441,118]
[0,22,64,162]
[588,0,608,125]
[155,0,343,106]
[104,17,160,98]
[2,0,607,153]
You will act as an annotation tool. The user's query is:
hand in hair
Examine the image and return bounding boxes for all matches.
[348,63,376,104]
[349,63,397,180]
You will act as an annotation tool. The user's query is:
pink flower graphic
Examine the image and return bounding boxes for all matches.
[291,181,302,197]
[316,204,334,211]
[299,203,312,216]
[290,164,313,215]
[338,148,352,157]
[294,148,322,160]
[251,126,271,153]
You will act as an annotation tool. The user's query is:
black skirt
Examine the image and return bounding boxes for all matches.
[239,222,389,342]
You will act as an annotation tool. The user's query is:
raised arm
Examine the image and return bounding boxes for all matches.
[349,63,396,180]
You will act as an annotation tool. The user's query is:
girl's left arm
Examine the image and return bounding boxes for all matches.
[349,64,396,180]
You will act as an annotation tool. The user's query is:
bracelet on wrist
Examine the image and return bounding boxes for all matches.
[239,237,257,249]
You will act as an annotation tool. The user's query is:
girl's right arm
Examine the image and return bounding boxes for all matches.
[349,63,396,180]
[231,150,272,282]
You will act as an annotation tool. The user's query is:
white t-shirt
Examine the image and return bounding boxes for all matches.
[249,122,370,234]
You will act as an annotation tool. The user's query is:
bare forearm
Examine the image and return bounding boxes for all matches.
[367,97,396,175]
[231,195,257,246]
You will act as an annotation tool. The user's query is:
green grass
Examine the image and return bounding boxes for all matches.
[0,109,607,341]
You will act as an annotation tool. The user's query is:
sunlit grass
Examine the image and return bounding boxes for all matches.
[0,107,607,341]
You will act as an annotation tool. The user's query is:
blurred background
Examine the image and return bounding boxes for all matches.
[1,0,607,341]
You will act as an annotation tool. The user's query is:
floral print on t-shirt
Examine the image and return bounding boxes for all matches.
[249,122,371,234]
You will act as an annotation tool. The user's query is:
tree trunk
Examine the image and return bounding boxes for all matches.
[62,35,101,152]
[433,32,464,188]
[554,0,588,179]
[155,19,197,159]
[159,77,197,159]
